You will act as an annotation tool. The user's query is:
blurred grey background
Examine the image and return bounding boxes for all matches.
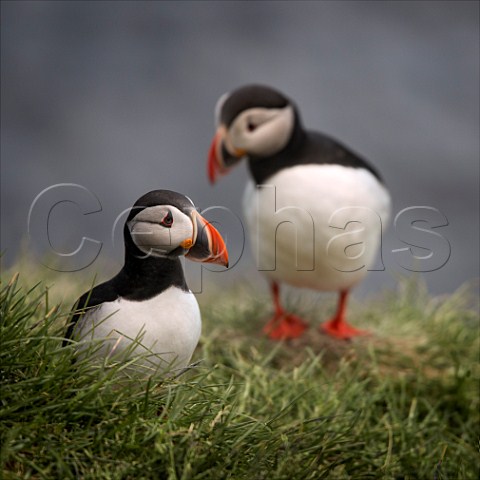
[1,1,479,297]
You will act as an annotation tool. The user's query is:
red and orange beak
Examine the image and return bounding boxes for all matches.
[207,126,245,184]
[185,211,229,267]
[208,126,227,184]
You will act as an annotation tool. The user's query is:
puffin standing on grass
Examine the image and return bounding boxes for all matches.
[208,85,390,340]
[64,190,229,374]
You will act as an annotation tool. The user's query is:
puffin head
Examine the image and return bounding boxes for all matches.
[125,190,229,266]
[208,85,297,183]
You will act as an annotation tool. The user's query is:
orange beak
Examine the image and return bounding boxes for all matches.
[208,127,226,184]
[185,211,229,267]
[207,126,246,184]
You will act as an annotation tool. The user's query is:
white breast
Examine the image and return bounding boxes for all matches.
[73,286,201,376]
[243,164,391,292]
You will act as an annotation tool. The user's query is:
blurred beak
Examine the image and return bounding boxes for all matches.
[208,126,227,184]
[207,125,245,184]
[185,211,229,267]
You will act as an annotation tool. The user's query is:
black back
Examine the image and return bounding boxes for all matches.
[248,127,383,185]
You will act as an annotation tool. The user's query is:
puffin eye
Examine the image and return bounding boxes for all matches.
[247,121,257,132]
[160,210,173,228]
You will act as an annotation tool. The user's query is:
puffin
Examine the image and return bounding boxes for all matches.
[64,190,229,374]
[207,85,391,340]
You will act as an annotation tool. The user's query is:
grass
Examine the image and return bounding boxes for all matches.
[0,270,479,479]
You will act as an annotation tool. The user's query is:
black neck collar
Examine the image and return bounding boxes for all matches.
[248,109,307,184]
[112,227,188,301]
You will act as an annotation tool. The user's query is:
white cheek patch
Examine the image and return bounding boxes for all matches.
[169,211,194,246]
[229,105,295,157]
[127,205,194,257]
[129,221,173,256]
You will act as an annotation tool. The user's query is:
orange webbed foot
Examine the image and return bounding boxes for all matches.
[320,319,370,340]
[263,313,309,340]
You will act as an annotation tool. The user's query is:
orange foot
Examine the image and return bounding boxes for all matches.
[320,319,370,340]
[263,314,309,340]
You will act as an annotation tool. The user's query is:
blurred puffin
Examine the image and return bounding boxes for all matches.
[64,190,228,374]
[208,85,390,340]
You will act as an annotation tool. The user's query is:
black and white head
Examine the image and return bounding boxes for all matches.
[208,85,298,183]
[125,190,228,266]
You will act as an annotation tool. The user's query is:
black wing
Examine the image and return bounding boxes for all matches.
[63,281,119,346]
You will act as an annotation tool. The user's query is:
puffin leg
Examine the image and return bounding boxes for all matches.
[263,282,309,340]
[321,290,369,339]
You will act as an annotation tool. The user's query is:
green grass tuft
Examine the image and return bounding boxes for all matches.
[1,272,479,479]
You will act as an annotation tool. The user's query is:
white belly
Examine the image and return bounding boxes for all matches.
[73,286,201,375]
[243,164,391,291]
